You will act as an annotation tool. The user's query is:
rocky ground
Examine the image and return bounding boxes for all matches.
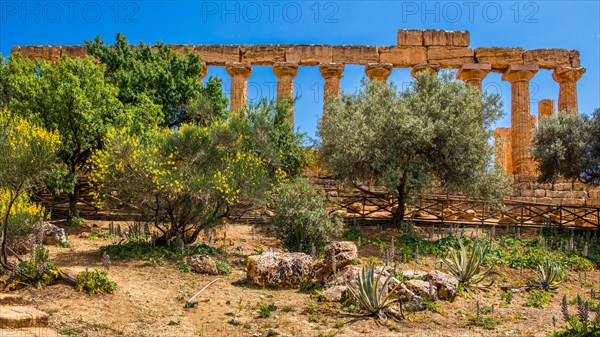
[1,221,599,337]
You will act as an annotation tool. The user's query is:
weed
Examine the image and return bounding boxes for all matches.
[523,289,552,309]
[75,269,117,296]
[501,290,514,304]
[259,303,277,318]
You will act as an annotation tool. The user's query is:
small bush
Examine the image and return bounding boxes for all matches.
[1,247,63,291]
[75,269,117,295]
[0,190,46,252]
[266,178,343,254]
[258,303,277,318]
[523,289,551,309]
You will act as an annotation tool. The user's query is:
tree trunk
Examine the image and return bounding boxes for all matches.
[68,184,80,220]
[392,183,407,227]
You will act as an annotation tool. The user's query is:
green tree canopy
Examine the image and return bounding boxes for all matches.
[318,73,510,224]
[85,33,228,127]
[5,54,161,219]
[532,108,600,184]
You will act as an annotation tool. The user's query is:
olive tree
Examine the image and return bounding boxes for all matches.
[532,108,600,184]
[318,72,510,225]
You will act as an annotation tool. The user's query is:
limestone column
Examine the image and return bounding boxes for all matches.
[410,63,440,78]
[502,64,539,176]
[273,62,299,124]
[538,99,556,122]
[456,63,491,91]
[319,63,344,100]
[226,62,252,114]
[365,63,393,82]
[494,127,513,175]
[552,66,585,115]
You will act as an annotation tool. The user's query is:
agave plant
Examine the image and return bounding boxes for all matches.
[536,260,562,291]
[346,264,401,321]
[442,239,496,288]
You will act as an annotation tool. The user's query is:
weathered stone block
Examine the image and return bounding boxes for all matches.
[285,45,332,65]
[379,46,427,66]
[586,198,600,207]
[247,252,312,287]
[428,271,458,301]
[570,50,581,68]
[427,46,475,68]
[588,190,600,199]
[423,30,469,47]
[523,49,571,69]
[474,47,524,70]
[61,45,88,59]
[332,46,379,64]
[241,45,286,65]
[397,30,423,46]
[533,189,546,198]
[17,45,61,61]
[194,45,240,65]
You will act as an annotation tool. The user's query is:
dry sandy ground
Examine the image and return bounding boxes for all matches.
[5,222,600,337]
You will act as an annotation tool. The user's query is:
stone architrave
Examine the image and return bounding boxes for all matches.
[552,66,585,115]
[538,99,556,122]
[502,64,539,176]
[456,63,491,91]
[226,62,252,114]
[365,63,393,82]
[410,63,440,78]
[273,62,299,124]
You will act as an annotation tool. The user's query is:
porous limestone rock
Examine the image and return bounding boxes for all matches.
[247,252,313,287]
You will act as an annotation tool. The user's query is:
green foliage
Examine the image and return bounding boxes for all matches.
[266,178,343,254]
[75,269,117,295]
[319,73,509,222]
[533,109,600,185]
[442,239,496,288]
[553,295,600,337]
[501,290,514,304]
[1,247,63,291]
[85,33,217,128]
[100,239,223,262]
[0,109,60,266]
[535,260,563,291]
[5,54,159,218]
[345,264,401,321]
[259,303,278,318]
[215,259,231,274]
[91,121,271,246]
[343,228,362,242]
[523,289,551,309]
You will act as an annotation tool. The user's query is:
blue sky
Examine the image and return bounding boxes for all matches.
[1,1,599,140]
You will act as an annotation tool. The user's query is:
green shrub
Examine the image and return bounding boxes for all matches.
[266,178,343,254]
[343,228,362,242]
[1,247,63,291]
[75,269,117,295]
[523,289,551,309]
[535,260,562,291]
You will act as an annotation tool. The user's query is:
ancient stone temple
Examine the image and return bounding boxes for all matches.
[11,29,585,176]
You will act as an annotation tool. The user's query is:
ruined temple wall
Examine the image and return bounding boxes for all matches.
[509,175,600,207]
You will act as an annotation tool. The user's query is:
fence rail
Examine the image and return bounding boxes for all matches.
[329,194,600,230]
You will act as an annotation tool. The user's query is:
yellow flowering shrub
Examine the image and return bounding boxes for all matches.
[90,122,270,246]
[0,189,46,251]
[0,109,59,262]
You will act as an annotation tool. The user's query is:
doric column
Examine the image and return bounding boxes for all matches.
[365,63,393,82]
[319,63,344,101]
[226,62,252,114]
[552,66,585,115]
[494,127,513,175]
[538,99,556,122]
[410,63,440,78]
[456,63,491,91]
[273,62,299,124]
[502,64,539,176]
